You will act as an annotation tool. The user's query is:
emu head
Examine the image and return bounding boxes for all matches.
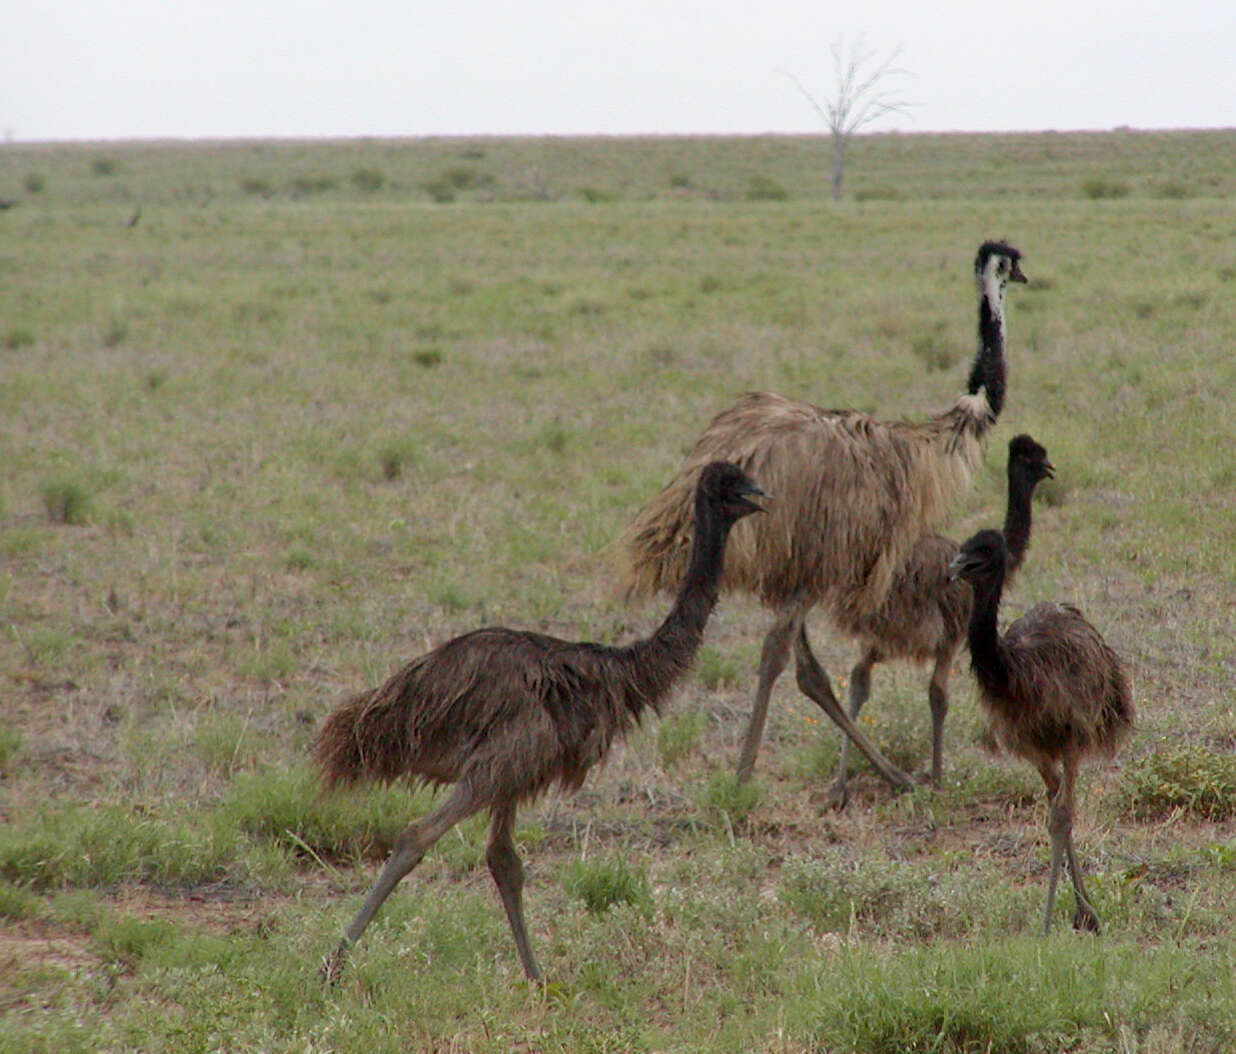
[1007,434,1055,485]
[696,461,769,524]
[950,528,1009,584]
[975,241,1027,293]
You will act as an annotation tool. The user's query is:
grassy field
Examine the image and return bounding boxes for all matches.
[2,130,1235,1052]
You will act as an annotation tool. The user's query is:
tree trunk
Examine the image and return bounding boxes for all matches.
[830,131,845,201]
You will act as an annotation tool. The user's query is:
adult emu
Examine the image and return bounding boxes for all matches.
[315,461,768,982]
[830,434,1054,803]
[950,528,1133,933]
[618,241,1026,788]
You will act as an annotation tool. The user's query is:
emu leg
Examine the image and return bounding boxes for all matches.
[1058,758,1101,933]
[926,646,955,789]
[735,603,800,784]
[794,625,914,794]
[831,647,879,805]
[322,781,483,983]
[487,803,542,982]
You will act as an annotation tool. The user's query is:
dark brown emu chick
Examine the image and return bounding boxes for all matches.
[315,462,768,982]
[831,434,1054,804]
[950,528,1133,933]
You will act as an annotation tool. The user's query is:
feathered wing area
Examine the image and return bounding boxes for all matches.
[314,628,685,805]
[983,603,1135,764]
[617,390,992,617]
[837,533,970,662]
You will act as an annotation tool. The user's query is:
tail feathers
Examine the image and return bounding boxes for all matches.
[314,688,413,789]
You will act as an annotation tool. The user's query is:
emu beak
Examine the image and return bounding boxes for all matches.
[947,552,967,581]
[1043,459,1055,479]
[738,481,770,514]
[1010,261,1028,283]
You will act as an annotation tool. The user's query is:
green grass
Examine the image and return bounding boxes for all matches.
[1,130,1235,1051]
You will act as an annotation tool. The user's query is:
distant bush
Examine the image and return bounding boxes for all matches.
[668,172,692,189]
[1081,176,1130,200]
[422,177,456,203]
[910,328,957,372]
[101,316,128,348]
[377,437,419,480]
[41,477,93,525]
[443,166,481,189]
[240,176,273,196]
[746,174,789,201]
[288,175,337,196]
[854,185,902,202]
[1153,180,1193,199]
[351,167,384,192]
[411,347,444,368]
[23,172,44,194]
[91,158,118,177]
[3,326,35,350]
[577,186,620,203]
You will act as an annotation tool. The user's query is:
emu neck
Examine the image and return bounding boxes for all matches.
[1003,469,1036,576]
[628,495,729,712]
[966,570,1010,696]
[966,278,1007,419]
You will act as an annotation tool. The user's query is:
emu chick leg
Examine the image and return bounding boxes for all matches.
[322,781,483,983]
[832,647,879,804]
[486,803,542,982]
[795,625,914,793]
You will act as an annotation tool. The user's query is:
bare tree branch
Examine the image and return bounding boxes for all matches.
[781,38,916,200]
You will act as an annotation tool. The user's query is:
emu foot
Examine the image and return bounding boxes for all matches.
[1072,903,1101,934]
[825,779,850,811]
[320,943,351,986]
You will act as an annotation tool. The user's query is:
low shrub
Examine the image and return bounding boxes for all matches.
[1081,176,1130,200]
[41,477,93,525]
[746,175,788,201]
[1123,746,1236,821]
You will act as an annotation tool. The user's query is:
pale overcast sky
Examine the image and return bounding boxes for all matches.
[5,1,1233,141]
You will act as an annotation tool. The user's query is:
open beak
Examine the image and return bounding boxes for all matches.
[1043,459,1056,479]
[741,481,771,514]
[1010,261,1028,284]
[947,551,972,582]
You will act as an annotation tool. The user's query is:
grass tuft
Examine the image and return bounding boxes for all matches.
[563,854,652,916]
[1122,746,1236,821]
[657,709,706,770]
[3,326,35,350]
[40,477,93,525]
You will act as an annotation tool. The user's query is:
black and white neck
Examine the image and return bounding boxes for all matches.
[965,241,1025,421]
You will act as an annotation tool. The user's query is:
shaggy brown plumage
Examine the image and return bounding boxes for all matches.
[616,241,1026,787]
[315,461,767,983]
[951,528,1134,933]
[831,434,1054,802]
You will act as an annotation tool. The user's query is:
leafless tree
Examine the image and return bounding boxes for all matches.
[783,39,915,200]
